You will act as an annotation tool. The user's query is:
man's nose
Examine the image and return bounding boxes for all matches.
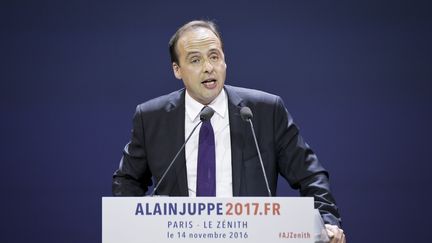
[203,59,214,73]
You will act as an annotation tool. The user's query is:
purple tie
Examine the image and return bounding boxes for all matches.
[196,118,216,196]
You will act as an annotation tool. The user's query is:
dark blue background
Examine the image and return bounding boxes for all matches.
[1,0,431,242]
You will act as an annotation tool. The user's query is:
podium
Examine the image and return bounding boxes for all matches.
[102,197,329,243]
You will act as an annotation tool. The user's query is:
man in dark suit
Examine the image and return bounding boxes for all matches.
[112,20,345,242]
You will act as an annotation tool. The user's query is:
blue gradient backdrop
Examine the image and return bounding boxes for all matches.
[1,0,431,242]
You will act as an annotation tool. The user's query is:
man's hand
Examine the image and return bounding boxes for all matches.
[325,224,346,243]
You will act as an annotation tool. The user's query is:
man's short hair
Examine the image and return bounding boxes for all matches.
[169,20,223,65]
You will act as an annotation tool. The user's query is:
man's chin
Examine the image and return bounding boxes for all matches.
[201,92,222,105]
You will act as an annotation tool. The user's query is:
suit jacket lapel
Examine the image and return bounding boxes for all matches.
[225,85,247,196]
[166,89,189,196]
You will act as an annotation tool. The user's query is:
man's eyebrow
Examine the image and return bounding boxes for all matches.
[208,48,221,54]
[186,52,201,58]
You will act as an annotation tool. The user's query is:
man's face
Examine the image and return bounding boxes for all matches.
[172,27,227,105]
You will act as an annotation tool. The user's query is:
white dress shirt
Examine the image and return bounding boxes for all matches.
[184,89,233,197]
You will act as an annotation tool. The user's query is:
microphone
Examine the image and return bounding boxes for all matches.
[150,106,215,196]
[200,106,215,121]
[240,106,272,197]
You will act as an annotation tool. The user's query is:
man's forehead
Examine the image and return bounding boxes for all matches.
[178,28,222,49]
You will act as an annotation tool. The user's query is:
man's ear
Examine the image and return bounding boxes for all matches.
[172,62,182,80]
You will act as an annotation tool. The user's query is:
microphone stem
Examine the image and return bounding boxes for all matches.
[150,120,203,196]
[248,119,272,197]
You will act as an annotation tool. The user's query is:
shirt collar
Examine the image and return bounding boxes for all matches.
[185,89,227,122]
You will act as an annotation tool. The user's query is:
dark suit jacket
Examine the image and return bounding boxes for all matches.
[112,85,341,226]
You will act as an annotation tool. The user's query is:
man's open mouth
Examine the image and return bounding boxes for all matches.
[201,78,217,84]
[201,78,217,89]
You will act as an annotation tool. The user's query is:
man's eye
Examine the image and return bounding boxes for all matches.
[210,55,219,61]
[191,59,200,64]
